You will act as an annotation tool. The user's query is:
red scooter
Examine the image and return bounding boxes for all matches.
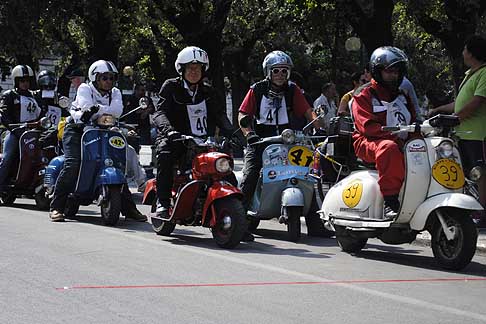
[0,117,56,209]
[143,136,248,248]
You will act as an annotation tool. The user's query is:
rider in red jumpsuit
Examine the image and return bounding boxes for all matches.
[352,46,417,217]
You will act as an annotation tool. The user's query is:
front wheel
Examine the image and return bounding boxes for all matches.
[100,185,122,226]
[34,189,51,211]
[151,199,175,236]
[212,197,248,249]
[286,206,302,242]
[431,209,478,270]
[335,225,367,253]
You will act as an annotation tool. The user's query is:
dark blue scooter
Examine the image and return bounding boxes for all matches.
[45,113,129,226]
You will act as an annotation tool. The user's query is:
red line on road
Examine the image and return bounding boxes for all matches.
[57,277,486,291]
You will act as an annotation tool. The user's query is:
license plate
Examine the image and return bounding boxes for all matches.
[432,158,465,189]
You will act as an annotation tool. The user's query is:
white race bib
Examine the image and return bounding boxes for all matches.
[20,95,41,122]
[187,100,208,136]
[385,95,411,139]
[257,96,289,125]
[47,105,62,126]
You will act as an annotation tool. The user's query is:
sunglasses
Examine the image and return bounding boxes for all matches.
[100,75,115,81]
[271,68,289,75]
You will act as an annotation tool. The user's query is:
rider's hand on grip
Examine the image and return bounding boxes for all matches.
[246,131,260,145]
[168,130,182,142]
[80,105,100,123]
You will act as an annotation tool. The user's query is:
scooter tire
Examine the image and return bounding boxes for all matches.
[100,185,121,226]
[212,197,247,249]
[150,200,175,236]
[34,190,51,211]
[286,206,302,242]
[1,193,16,206]
[431,209,478,271]
[335,225,367,253]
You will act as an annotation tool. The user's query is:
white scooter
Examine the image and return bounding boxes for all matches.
[319,115,482,270]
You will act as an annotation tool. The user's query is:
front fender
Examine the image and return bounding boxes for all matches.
[203,181,243,227]
[96,167,126,186]
[410,193,483,231]
[281,187,305,207]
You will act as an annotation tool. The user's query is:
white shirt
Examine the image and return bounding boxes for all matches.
[70,82,123,123]
[400,77,421,119]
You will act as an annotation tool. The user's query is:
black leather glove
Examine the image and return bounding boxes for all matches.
[246,131,260,145]
[80,105,100,123]
[167,130,182,142]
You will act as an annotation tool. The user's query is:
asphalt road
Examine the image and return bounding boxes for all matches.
[1,198,486,324]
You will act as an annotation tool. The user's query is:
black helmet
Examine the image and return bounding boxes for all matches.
[37,70,57,90]
[369,46,408,89]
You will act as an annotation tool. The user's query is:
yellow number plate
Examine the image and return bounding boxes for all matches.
[432,159,465,189]
[342,180,363,208]
[287,146,314,167]
[109,136,126,149]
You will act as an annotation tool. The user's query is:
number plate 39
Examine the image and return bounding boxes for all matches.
[432,158,465,189]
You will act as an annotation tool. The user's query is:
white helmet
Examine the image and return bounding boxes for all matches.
[175,46,209,74]
[88,60,118,82]
[11,65,35,87]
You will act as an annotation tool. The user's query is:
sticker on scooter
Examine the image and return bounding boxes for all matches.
[109,136,126,149]
[432,158,465,189]
[342,180,363,208]
[288,146,313,167]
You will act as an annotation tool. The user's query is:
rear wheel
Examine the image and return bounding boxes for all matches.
[431,209,477,270]
[212,197,247,249]
[34,189,50,211]
[100,185,121,226]
[1,192,16,206]
[151,199,175,236]
[64,199,79,219]
[286,206,302,242]
[335,225,367,253]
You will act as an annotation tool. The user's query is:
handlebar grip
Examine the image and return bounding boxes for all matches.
[382,126,400,132]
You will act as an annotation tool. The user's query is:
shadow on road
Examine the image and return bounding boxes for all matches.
[353,247,486,277]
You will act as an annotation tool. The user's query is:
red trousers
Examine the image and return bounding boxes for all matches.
[354,138,404,196]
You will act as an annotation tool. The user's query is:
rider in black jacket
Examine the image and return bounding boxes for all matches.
[0,65,43,187]
[152,46,234,219]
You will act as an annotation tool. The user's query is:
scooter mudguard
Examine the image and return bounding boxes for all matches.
[168,180,205,222]
[44,155,65,192]
[202,182,243,227]
[16,130,41,186]
[409,193,483,231]
[281,187,304,207]
[142,178,157,205]
[96,167,126,186]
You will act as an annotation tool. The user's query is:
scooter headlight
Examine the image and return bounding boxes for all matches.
[436,141,454,159]
[104,158,114,167]
[469,166,485,182]
[281,129,295,144]
[97,114,116,127]
[215,157,232,173]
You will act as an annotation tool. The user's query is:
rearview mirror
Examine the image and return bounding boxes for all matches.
[139,97,149,109]
[239,115,253,128]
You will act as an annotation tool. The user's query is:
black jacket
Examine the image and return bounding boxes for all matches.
[0,89,42,127]
[153,77,234,138]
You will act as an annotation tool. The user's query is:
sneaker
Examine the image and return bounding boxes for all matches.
[125,209,147,222]
[383,205,398,219]
[49,210,65,222]
[156,204,170,219]
[241,231,255,242]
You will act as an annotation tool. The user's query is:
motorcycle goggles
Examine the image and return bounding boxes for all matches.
[271,67,289,76]
[98,73,117,82]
